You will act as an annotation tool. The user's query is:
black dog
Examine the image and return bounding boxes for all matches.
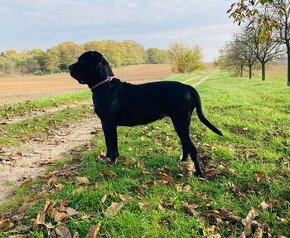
[69,51,222,177]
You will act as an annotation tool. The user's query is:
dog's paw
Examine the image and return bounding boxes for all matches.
[194,171,204,178]
[109,158,118,165]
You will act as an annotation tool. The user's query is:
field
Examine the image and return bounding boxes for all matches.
[0,64,173,105]
[0,65,289,237]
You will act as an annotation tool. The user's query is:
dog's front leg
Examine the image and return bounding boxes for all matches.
[102,122,119,164]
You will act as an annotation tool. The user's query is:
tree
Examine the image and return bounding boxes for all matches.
[54,41,84,71]
[146,48,169,64]
[236,33,259,79]
[168,42,203,73]
[228,0,290,85]
[243,19,282,80]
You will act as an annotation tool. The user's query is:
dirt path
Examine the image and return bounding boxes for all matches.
[0,74,209,201]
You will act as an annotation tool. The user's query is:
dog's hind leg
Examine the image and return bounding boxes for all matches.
[171,115,203,177]
[101,123,119,164]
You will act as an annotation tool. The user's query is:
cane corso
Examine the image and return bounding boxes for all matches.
[69,51,223,177]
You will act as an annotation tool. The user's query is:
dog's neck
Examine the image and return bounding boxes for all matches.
[90,76,116,91]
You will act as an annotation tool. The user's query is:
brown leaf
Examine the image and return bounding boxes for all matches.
[101,194,107,204]
[46,175,58,190]
[66,207,80,216]
[228,182,246,197]
[260,201,272,210]
[99,171,117,179]
[86,223,101,238]
[50,209,68,224]
[119,194,133,204]
[183,202,199,216]
[55,225,72,238]
[202,208,241,224]
[155,172,175,186]
[138,202,154,210]
[0,219,14,230]
[254,172,267,183]
[35,210,46,225]
[76,177,90,184]
[175,183,191,192]
[242,208,259,236]
[121,157,137,165]
[253,224,263,238]
[73,232,80,238]
[133,185,145,196]
[104,202,126,217]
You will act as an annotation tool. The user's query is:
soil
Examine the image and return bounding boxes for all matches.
[0,66,208,202]
[0,64,173,105]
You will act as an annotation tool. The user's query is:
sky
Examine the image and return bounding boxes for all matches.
[0,0,237,62]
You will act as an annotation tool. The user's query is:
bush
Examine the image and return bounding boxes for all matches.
[168,42,204,73]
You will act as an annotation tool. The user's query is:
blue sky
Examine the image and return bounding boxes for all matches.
[0,0,237,61]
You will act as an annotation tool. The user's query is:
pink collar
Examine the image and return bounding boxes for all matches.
[90,76,116,90]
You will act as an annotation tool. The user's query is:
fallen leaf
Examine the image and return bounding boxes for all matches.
[260,201,272,210]
[202,208,241,224]
[155,172,175,186]
[254,172,267,183]
[66,207,80,216]
[228,182,246,197]
[104,202,126,217]
[0,219,14,230]
[35,210,46,225]
[76,177,90,184]
[54,225,72,238]
[119,194,133,203]
[138,202,154,210]
[86,223,101,238]
[46,175,58,190]
[101,194,107,204]
[99,171,117,179]
[73,232,80,238]
[183,202,199,216]
[121,158,137,165]
[175,183,191,192]
[242,208,259,236]
[253,224,263,238]
[133,185,145,196]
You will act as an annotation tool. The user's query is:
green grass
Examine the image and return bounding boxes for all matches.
[0,104,93,146]
[0,71,289,237]
[0,91,91,120]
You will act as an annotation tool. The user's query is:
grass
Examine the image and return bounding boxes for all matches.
[0,70,289,237]
[0,91,91,120]
[0,104,93,146]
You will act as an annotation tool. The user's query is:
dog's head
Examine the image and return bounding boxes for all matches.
[69,51,113,88]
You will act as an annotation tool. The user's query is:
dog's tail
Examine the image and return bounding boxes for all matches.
[190,87,223,136]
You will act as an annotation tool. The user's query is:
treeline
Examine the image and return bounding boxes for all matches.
[224,0,290,85]
[0,40,169,75]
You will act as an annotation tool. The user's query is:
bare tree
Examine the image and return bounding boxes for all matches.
[235,34,258,79]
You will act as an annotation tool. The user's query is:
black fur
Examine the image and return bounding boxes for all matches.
[69,51,223,177]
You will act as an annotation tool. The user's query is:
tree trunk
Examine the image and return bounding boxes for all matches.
[261,62,266,81]
[287,42,290,86]
[240,64,244,77]
[248,64,252,79]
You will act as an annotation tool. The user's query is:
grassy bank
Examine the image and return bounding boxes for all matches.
[0,71,289,237]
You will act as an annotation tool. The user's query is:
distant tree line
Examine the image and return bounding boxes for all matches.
[0,40,169,75]
[224,0,290,85]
